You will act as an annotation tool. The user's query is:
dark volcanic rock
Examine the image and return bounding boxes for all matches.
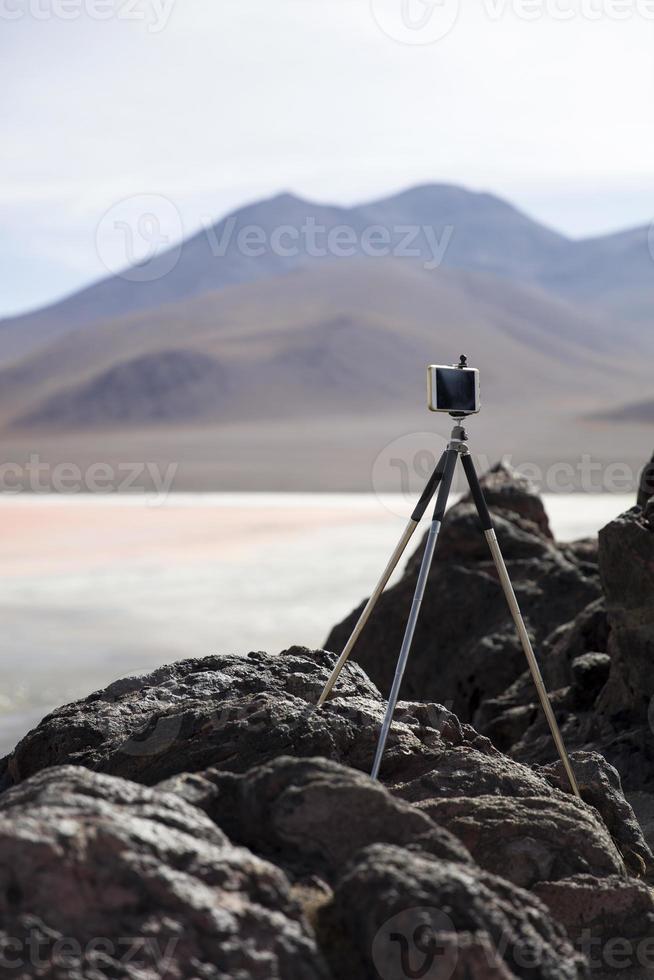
[570,653,611,709]
[533,875,654,968]
[325,464,600,723]
[416,793,625,889]
[560,537,600,578]
[598,506,654,717]
[463,461,554,539]
[483,506,654,807]
[539,752,653,878]
[540,598,610,692]
[3,649,645,885]
[0,648,388,788]
[638,451,654,509]
[0,646,530,802]
[0,765,328,979]
[161,724,648,887]
[432,503,553,563]
[475,598,610,753]
[319,843,586,980]
[473,669,539,750]
[593,507,654,795]
[160,755,473,883]
[390,735,568,804]
[7,640,649,855]
[0,647,569,807]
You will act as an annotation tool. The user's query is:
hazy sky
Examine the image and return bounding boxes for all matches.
[2,0,654,316]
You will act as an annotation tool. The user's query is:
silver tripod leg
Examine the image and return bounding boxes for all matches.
[370,520,442,779]
[371,449,459,779]
[317,451,448,708]
[459,451,581,799]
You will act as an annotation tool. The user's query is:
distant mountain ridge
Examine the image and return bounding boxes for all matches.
[1,183,650,365]
[0,182,651,490]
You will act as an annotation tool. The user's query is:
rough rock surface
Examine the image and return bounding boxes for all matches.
[159,755,473,883]
[598,507,654,723]
[325,463,600,722]
[475,598,610,752]
[319,844,587,980]
[539,753,653,877]
[464,461,554,539]
[416,793,625,889]
[638,451,654,508]
[533,875,654,953]
[0,648,388,788]
[0,765,328,978]
[491,507,654,802]
[8,641,645,857]
[0,647,576,806]
[3,645,648,879]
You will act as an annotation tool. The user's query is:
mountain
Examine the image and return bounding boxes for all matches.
[0,256,643,429]
[0,183,651,490]
[362,184,568,279]
[13,349,233,430]
[540,225,653,325]
[2,183,650,366]
[0,193,355,363]
[594,398,654,424]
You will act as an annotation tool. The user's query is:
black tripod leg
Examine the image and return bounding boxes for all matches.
[317,451,448,707]
[371,448,458,779]
[460,453,581,799]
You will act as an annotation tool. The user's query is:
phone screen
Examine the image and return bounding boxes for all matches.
[436,368,477,412]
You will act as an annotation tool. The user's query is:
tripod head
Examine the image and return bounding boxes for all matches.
[449,421,470,452]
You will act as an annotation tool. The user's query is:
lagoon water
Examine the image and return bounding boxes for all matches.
[0,491,634,755]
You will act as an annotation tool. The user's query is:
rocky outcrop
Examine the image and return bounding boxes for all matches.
[319,844,587,980]
[0,648,389,788]
[1,756,616,979]
[159,755,474,882]
[3,642,650,865]
[465,460,554,539]
[325,463,600,723]
[539,753,653,877]
[638,452,654,508]
[0,646,651,978]
[598,507,654,718]
[475,597,610,754]
[2,470,653,980]
[6,646,643,853]
[0,646,580,806]
[0,765,329,978]
[486,506,654,803]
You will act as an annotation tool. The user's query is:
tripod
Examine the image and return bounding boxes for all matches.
[317,420,581,799]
